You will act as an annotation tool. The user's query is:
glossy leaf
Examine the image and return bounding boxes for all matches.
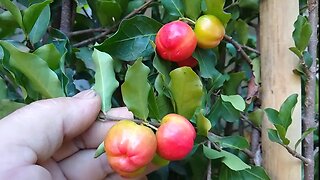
[33,43,61,70]
[223,72,246,95]
[0,41,64,98]
[289,47,302,59]
[195,110,212,136]
[121,59,150,120]
[22,0,52,34]
[264,108,281,125]
[29,5,50,44]
[95,0,123,26]
[75,47,95,71]
[0,11,19,38]
[169,67,203,119]
[278,93,298,130]
[292,15,312,51]
[221,94,246,112]
[274,124,290,145]
[0,99,25,119]
[153,54,173,85]
[193,48,226,89]
[92,49,119,113]
[238,0,259,10]
[182,0,201,20]
[203,0,231,26]
[148,88,161,120]
[209,136,250,150]
[221,150,251,171]
[248,108,263,127]
[208,96,240,123]
[202,145,224,159]
[267,129,283,144]
[96,15,162,61]
[161,0,184,19]
[234,19,249,44]
[0,0,23,30]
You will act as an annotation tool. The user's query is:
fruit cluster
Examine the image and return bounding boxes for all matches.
[155,15,225,67]
[104,113,196,178]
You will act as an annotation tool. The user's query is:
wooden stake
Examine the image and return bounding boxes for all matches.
[260,0,301,179]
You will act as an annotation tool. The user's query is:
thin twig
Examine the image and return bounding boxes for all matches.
[283,145,312,165]
[73,0,154,47]
[206,141,212,180]
[223,35,252,65]
[240,113,261,132]
[68,28,106,37]
[241,45,261,55]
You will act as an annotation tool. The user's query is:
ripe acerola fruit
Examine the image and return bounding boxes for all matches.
[176,56,198,68]
[104,120,157,177]
[194,15,225,49]
[155,21,197,62]
[156,114,196,161]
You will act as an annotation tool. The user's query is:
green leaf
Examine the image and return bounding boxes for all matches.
[75,47,95,71]
[303,51,313,68]
[223,72,246,95]
[182,0,201,20]
[0,99,25,119]
[202,145,224,159]
[274,124,290,145]
[22,0,51,34]
[0,77,7,99]
[169,67,203,119]
[96,15,162,61]
[251,58,261,84]
[267,129,283,144]
[33,43,61,70]
[203,0,231,27]
[153,54,173,85]
[94,0,123,26]
[292,15,312,51]
[238,0,259,10]
[221,94,246,111]
[221,150,251,171]
[278,93,298,130]
[94,142,105,158]
[289,47,303,59]
[193,48,225,88]
[29,5,50,44]
[0,11,19,38]
[195,110,212,136]
[248,108,263,127]
[92,49,119,113]
[121,59,150,120]
[156,93,174,119]
[208,96,240,123]
[0,0,23,30]
[220,165,270,180]
[264,108,281,125]
[161,0,184,19]
[234,19,249,44]
[295,127,317,150]
[148,88,161,120]
[219,135,250,150]
[0,41,64,98]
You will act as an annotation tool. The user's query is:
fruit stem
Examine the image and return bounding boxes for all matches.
[179,17,196,25]
[142,122,158,131]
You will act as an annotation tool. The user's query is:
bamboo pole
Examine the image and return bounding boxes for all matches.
[260,0,301,179]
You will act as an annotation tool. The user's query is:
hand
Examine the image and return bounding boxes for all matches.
[0,90,156,180]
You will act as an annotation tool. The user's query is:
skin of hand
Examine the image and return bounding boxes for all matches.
[0,90,157,180]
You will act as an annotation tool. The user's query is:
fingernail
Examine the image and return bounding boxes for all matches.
[73,90,97,99]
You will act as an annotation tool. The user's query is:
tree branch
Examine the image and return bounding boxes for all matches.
[283,145,312,165]
[60,0,72,34]
[223,35,252,64]
[73,0,154,47]
[303,0,318,179]
[68,28,106,37]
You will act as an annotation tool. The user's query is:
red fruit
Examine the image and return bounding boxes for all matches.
[155,21,197,62]
[156,114,196,161]
[104,120,157,177]
[176,56,198,68]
